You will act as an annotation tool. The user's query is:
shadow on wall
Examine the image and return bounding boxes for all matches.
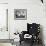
[40,25,45,46]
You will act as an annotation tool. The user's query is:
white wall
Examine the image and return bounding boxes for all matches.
[0,0,8,3]
[0,0,13,46]
[0,0,46,46]
[0,4,9,39]
[8,0,46,45]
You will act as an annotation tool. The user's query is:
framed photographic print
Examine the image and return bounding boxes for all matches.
[14,9,27,20]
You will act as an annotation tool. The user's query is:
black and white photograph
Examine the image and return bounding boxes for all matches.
[0,0,46,46]
[14,9,27,20]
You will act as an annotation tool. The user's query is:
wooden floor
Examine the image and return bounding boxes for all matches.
[19,41,43,46]
[0,39,14,43]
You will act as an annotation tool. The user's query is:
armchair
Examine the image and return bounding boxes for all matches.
[19,23,41,46]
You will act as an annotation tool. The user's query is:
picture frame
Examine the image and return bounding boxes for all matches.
[14,9,27,20]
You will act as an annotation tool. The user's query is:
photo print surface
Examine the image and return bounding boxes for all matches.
[14,9,27,20]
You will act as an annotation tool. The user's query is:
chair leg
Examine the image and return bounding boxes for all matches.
[30,39,34,46]
[30,42,34,46]
[20,41,21,45]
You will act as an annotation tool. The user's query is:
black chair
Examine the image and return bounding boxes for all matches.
[19,23,40,46]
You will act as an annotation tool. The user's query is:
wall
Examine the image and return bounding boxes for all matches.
[0,0,46,46]
[0,0,13,46]
[0,4,9,39]
[8,0,46,46]
[0,0,8,3]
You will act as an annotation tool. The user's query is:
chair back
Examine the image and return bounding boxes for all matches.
[27,23,40,36]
